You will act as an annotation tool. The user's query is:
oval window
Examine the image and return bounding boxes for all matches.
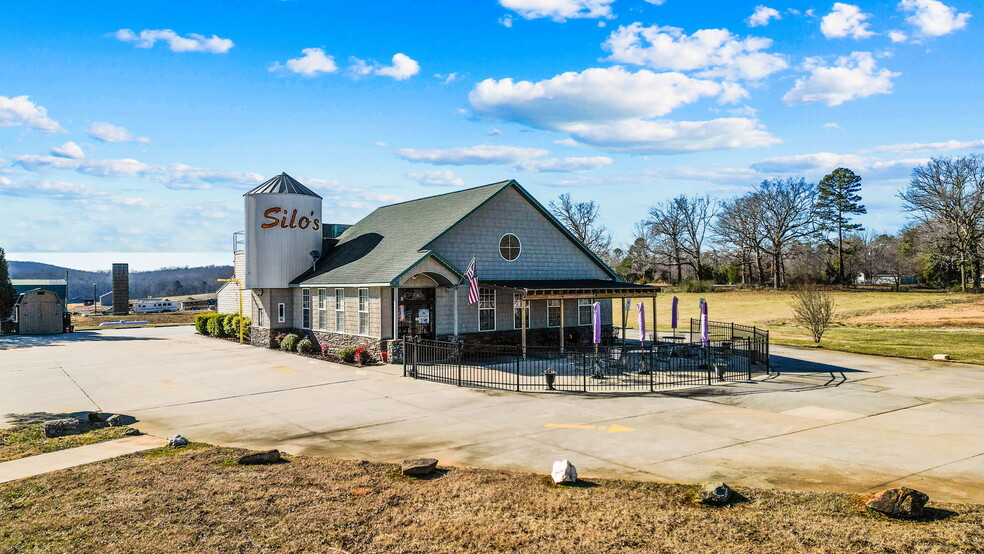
[499,233,521,261]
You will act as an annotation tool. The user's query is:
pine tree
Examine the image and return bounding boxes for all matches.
[817,168,867,284]
[0,248,17,320]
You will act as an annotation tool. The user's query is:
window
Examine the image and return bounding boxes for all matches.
[358,288,370,335]
[499,233,521,262]
[478,287,496,331]
[334,288,345,333]
[578,299,593,326]
[277,303,286,323]
[301,289,311,329]
[547,300,561,328]
[317,289,328,330]
[513,293,529,330]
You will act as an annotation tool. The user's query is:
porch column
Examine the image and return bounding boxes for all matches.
[393,287,399,340]
[453,285,458,336]
[620,297,628,345]
[559,299,565,353]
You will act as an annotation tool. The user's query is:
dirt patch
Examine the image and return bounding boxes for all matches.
[0,446,980,552]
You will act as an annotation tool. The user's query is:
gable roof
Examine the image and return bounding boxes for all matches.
[294,179,615,286]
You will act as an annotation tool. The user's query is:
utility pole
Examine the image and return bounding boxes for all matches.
[92,283,97,315]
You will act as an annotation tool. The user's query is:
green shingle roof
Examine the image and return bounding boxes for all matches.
[293,180,515,286]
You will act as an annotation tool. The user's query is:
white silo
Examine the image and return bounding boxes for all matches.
[244,173,323,289]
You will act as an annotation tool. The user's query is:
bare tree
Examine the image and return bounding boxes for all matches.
[675,195,718,279]
[899,155,984,292]
[756,178,818,290]
[790,286,836,343]
[642,200,687,282]
[549,193,613,258]
[715,194,768,286]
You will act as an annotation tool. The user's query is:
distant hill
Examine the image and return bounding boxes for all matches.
[9,261,233,302]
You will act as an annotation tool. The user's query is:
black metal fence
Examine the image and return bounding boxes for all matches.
[689,318,770,370]
[403,330,770,393]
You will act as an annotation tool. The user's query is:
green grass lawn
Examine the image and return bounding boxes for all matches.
[616,290,984,364]
[0,423,132,462]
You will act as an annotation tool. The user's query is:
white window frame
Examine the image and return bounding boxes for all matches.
[498,233,521,262]
[358,288,370,336]
[301,288,311,329]
[277,302,286,323]
[317,288,328,331]
[513,293,529,330]
[478,287,496,332]
[334,288,345,333]
[578,298,593,326]
[547,299,561,328]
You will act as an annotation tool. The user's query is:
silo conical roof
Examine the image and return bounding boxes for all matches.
[244,173,322,198]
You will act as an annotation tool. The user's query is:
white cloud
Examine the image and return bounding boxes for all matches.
[499,0,615,21]
[87,121,150,143]
[747,6,781,27]
[396,144,550,165]
[750,152,928,178]
[469,66,777,154]
[602,23,788,81]
[783,52,899,106]
[899,0,971,38]
[0,179,107,200]
[500,15,514,27]
[515,156,612,172]
[406,169,465,187]
[51,142,85,159]
[888,30,909,42]
[869,138,984,153]
[728,105,758,117]
[111,28,234,53]
[348,53,420,80]
[823,122,845,130]
[821,3,875,39]
[470,66,728,128]
[375,53,420,80]
[0,95,63,133]
[270,48,338,76]
[436,72,458,84]
[647,166,759,183]
[643,0,667,5]
[559,118,780,154]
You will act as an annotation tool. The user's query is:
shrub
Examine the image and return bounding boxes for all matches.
[240,317,251,340]
[206,314,227,337]
[296,337,313,353]
[682,279,715,293]
[354,347,373,365]
[222,314,238,336]
[280,333,300,352]
[320,343,331,358]
[274,332,287,348]
[338,346,357,364]
[790,286,836,343]
[194,313,210,335]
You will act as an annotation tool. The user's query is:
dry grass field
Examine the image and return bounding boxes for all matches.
[0,423,132,463]
[619,290,984,364]
[1,445,980,553]
[69,311,201,329]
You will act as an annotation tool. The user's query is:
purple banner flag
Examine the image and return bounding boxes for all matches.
[636,301,646,342]
[700,298,709,347]
[671,296,679,330]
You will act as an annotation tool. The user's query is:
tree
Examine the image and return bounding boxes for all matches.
[816,168,866,284]
[715,194,768,286]
[756,178,818,290]
[673,195,718,279]
[0,248,16,320]
[899,155,984,291]
[790,286,836,343]
[548,193,613,258]
[642,200,687,282]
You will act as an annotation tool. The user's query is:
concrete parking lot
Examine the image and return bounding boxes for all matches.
[1,326,982,503]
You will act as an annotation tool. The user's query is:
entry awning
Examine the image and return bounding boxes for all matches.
[480,279,661,300]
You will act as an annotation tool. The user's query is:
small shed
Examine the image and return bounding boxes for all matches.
[14,288,67,335]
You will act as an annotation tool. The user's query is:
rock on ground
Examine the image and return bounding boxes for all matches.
[123,428,141,436]
[551,460,578,484]
[401,458,438,476]
[106,414,123,427]
[168,435,189,447]
[697,482,733,505]
[866,487,929,518]
[238,450,282,465]
[42,418,82,438]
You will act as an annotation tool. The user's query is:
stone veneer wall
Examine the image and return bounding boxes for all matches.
[438,325,614,348]
[251,326,383,358]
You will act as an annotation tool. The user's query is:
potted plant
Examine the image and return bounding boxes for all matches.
[543,369,557,391]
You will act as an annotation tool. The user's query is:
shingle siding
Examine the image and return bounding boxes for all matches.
[431,187,610,281]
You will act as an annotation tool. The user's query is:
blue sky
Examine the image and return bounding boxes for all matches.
[1,0,980,270]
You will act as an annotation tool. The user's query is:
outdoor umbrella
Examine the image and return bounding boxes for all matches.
[700,298,709,347]
[671,296,679,335]
[636,301,646,342]
[592,301,602,344]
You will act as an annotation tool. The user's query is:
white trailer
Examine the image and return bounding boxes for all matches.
[133,300,180,313]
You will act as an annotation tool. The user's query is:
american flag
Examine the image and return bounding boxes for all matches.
[464,256,479,304]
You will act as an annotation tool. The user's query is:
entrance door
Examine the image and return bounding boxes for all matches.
[398,288,436,340]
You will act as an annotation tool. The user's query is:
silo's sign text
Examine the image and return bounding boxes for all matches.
[262,207,321,231]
